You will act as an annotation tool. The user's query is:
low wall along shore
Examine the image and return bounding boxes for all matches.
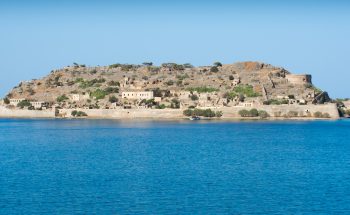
[0,106,55,118]
[0,104,340,119]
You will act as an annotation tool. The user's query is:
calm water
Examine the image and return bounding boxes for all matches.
[0,119,350,214]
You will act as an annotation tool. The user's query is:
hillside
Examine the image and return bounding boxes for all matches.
[4,61,331,110]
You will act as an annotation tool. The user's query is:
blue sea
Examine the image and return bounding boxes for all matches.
[0,119,350,214]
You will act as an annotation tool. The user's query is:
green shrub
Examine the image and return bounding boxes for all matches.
[165,80,174,86]
[79,78,106,89]
[183,63,194,68]
[215,111,223,117]
[89,69,97,74]
[314,112,331,118]
[190,94,199,101]
[109,96,118,103]
[152,88,163,97]
[287,111,299,118]
[239,109,270,118]
[322,113,330,118]
[176,74,190,80]
[238,109,251,117]
[71,110,88,117]
[183,108,222,118]
[161,63,185,70]
[249,108,259,117]
[263,99,289,105]
[120,64,134,71]
[258,110,270,119]
[17,100,31,109]
[186,87,219,93]
[104,87,119,94]
[56,95,69,102]
[91,89,107,100]
[109,63,121,69]
[170,98,180,109]
[183,109,193,116]
[156,104,166,109]
[223,91,237,101]
[233,84,260,97]
[3,97,10,104]
[107,81,120,86]
[210,66,219,73]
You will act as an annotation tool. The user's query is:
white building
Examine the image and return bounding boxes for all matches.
[122,91,154,100]
[30,101,49,109]
[237,102,254,108]
[69,94,89,102]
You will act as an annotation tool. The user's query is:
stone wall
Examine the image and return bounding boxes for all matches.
[58,108,184,119]
[0,106,55,118]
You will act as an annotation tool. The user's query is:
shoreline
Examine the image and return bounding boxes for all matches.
[0,115,343,121]
[0,103,341,121]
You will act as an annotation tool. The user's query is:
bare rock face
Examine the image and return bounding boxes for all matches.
[313,92,331,104]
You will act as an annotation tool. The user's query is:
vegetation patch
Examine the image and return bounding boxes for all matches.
[314,111,331,118]
[263,99,289,105]
[77,78,106,89]
[233,84,260,97]
[238,109,270,119]
[71,110,88,117]
[186,87,219,93]
[90,89,108,100]
[56,94,69,102]
[17,100,31,109]
[183,108,223,118]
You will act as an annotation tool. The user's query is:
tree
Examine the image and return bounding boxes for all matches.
[183,63,194,68]
[249,108,259,117]
[213,62,223,67]
[190,94,199,101]
[183,109,194,116]
[170,98,180,109]
[17,100,31,109]
[258,110,269,119]
[3,97,10,104]
[109,96,118,103]
[143,62,153,66]
[153,88,162,97]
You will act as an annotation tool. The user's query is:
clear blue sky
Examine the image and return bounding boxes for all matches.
[1,0,349,98]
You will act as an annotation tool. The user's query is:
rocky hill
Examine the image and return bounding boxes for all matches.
[4,61,331,110]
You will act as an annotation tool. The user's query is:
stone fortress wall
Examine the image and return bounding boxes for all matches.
[0,106,55,118]
[285,74,312,85]
[0,104,339,119]
[56,103,339,119]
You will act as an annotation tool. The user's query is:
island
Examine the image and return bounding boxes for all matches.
[1,61,349,120]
